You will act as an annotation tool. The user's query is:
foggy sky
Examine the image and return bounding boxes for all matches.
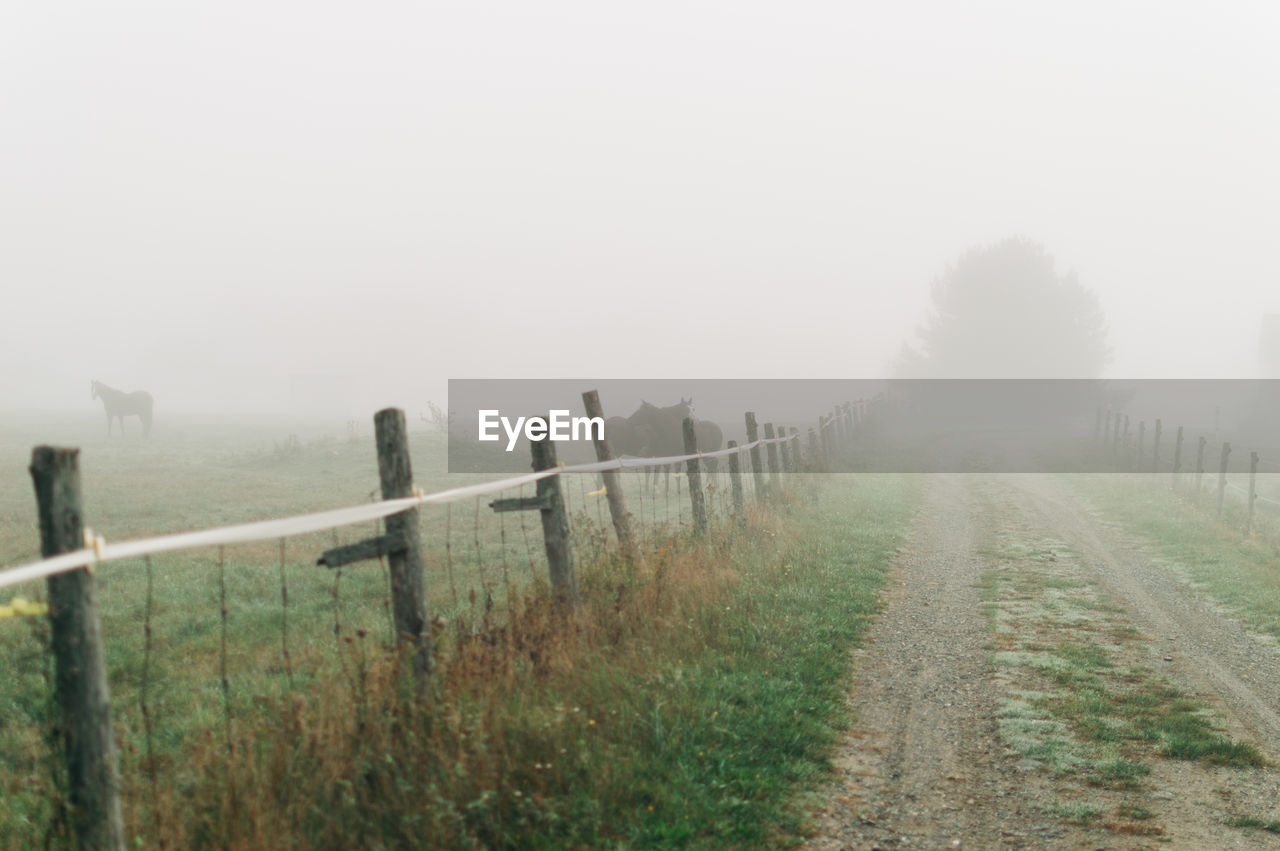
[5,2,1280,419]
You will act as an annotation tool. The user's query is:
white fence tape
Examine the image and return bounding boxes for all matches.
[0,436,794,591]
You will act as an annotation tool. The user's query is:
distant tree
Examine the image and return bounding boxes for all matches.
[896,237,1110,378]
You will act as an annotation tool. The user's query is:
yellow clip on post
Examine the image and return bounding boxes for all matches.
[0,597,49,621]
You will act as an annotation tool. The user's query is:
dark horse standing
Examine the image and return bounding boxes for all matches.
[92,380,153,437]
[613,398,723,488]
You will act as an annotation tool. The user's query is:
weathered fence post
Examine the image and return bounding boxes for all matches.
[374,409,432,680]
[745,412,766,499]
[1172,426,1184,489]
[1217,442,1232,518]
[582,390,640,563]
[790,428,802,472]
[1195,435,1207,496]
[1136,421,1145,472]
[1151,418,1162,475]
[727,440,745,521]
[530,431,579,609]
[777,425,793,473]
[763,423,781,491]
[682,417,708,534]
[820,415,834,468]
[807,427,819,471]
[30,446,126,851]
[1246,451,1260,535]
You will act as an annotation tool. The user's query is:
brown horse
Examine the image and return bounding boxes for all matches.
[92,380,153,437]
[622,398,723,486]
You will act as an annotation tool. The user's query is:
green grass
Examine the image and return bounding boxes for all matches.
[979,490,1265,813]
[1049,801,1101,825]
[1227,815,1280,833]
[0,414,922,848]
[1065,473,1280,638]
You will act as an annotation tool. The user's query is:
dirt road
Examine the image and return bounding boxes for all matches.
[805,474,1280,849]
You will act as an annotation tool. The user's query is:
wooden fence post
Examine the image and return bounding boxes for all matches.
[1246,451,1260,535]
[530,432,579,609]
[374,409,432,680]
[1172,426,1184,489]
[807,427,819,471]
[745,412,766,499]
[727,440,745,521]
[682,417,708,534]
[1195,436,1207,496]
[826,415,836,468]
[790,428,802,472]
[778,425,793,473]
[1152,419,1162,475]
[1217,442,1232,518]
[30,446,126,851]
[1136,421,1145,471]
[763,423,781,491]
[582,390,640,563]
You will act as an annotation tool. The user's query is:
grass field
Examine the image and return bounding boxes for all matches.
[0,411,920,847]
[1064,473,1280,639]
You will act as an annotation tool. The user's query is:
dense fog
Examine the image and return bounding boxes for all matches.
[5,2,1280,422]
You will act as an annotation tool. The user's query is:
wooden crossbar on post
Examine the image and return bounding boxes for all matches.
[582,390,640,563]
[30,446,126,851]
[530,434,579,610]
[374,408,432,681]
[682,417,707,534]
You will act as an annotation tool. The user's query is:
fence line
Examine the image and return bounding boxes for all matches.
[0,437,792,592]
[4,392,868,849]
[1091,405,1277,533]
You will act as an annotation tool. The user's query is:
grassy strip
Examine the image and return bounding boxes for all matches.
[1064,474,1280,638]
[1228,815,1280,833]
[978,485,1262,803]
[14,475,917,848]
[0,433,773,845]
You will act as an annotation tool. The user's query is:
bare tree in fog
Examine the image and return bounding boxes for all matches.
[896,237,1111,378]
